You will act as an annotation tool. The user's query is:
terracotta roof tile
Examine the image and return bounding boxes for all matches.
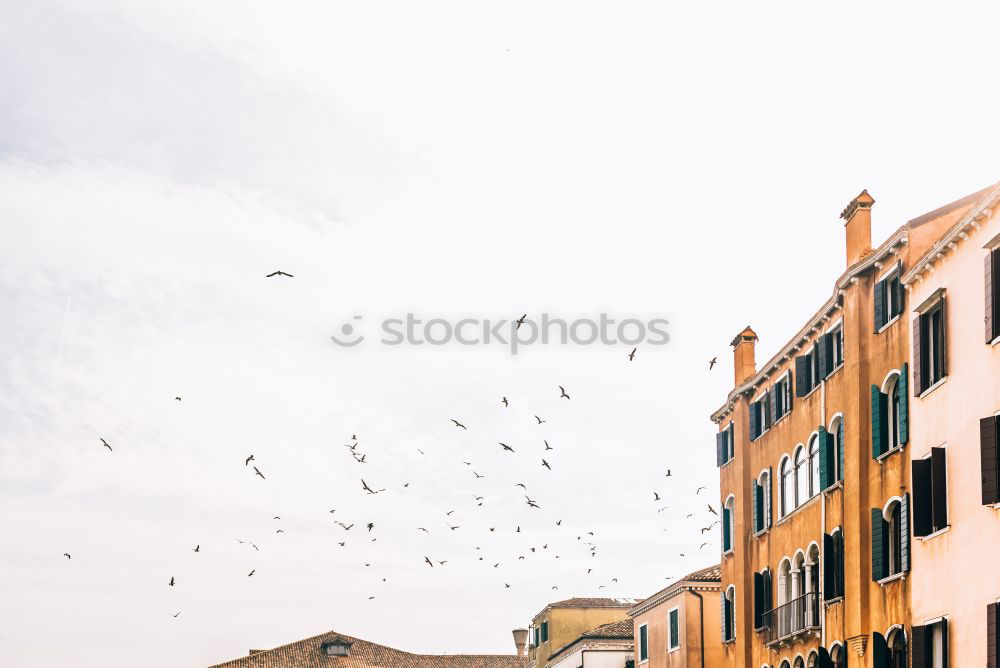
[547,597,641,609]
[208,629,531,668]
[580,620,633,639]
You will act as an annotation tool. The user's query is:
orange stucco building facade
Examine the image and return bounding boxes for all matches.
[709,185,997,668]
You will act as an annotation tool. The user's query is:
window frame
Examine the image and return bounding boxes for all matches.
[668,606,681,652]
[638,622,649,662]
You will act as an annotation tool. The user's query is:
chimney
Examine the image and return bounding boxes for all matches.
[731,326,758,385]
[512,629,528,657]
[840,189,875,267]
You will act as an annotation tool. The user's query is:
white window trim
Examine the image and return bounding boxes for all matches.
[667,606,681,652]
[917,375,948,399]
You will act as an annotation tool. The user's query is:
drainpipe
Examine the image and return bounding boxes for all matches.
[690,589,705,668]
[820,379,827,648]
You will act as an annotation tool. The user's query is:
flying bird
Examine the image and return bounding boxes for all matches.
[336,522,354,530]
[515,314,527,330]
[473,471,484,479]
[709,357,717,370]
[541,459,551,470]
[63,553,71,559]
[451,419,467,430]
[418,528,429,533]
[248,570,255,577]
[559,386,570,400]
[361,479,384,495]
[424,557,434,567]
[502,397,509,407]
[515,483,527,489]
[174,396,182,401]
[100,438,112,451]
[193,545,200,552]
[696,486,706,494]
[534,415,546,424]
[707,504,718,516]
[367,523,374,531]
[265,270,294,278]
[499,442,515,453]
[654,492,661,501]
[628,347,637,361]
[253,466,265,480]
[173,611,181,618]
[168,577,175,587]
[525,496,540,509]
[700,542,709,550]
[245,455,254,466]
[275,529,284,534]
[665,470,672,477]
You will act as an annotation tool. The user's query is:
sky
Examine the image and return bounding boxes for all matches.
[2,1,1000,666]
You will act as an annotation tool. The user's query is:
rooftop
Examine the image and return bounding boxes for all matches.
[208,628,531,668]
[547,620,634,662]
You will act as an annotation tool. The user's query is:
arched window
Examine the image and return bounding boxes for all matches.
[792,552,806,600]
[885,501,904,577]
[777,559,792,606]
[793,657,805,668]
[887,375,901,450]
[780,456,794,516]
[795,445,808,507]
[830,416,844,483]
[808,435,820,498]
[807,651,818,668]
[723,496,735,553]
[887,627,907,668]
[722,586,735,642]
[755,470,771,532]
[831,643,847,668]
[779,661,790,668]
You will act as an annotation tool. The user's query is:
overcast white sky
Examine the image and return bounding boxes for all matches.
[2,1,1000,666]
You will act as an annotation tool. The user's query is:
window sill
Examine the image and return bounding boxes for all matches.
[824,596,844,607]
[992,334,1000,347]
[723,639,735,646]
[772,412,790,427]
[916,526,950,541]
[754,527,770,538]
[918,376,949,398]
[876,314,900,334]
[668,646,680,654]
[801,385,821,400]
[877,572,906,586]
[723,549,734,558]
[775,493,821,526]
[875,444,905,463]
[823,481,844,495]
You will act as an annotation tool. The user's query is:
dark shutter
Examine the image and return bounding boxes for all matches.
[988,251,996,343]
[716,431,725,467]
[720,592,727,642]
[900,493,911,573]
[982,416,999,505]
[752,482,760,533]
[819,427,834,491]
[939,297,948,378]
[894,262,905,316]
[796,354,811,397]
[932,447,948,531]
[722,507,731,552]
[764,392,773,431]
[913,315,924,395]
[835,530,844,597]
[838,419,845,482]
[988,602,998,668]
[899,362,909,445]
[769,387,778,426]
[749,404,759,442]
[728,423,735,460]
[872,385,887,459]
[872,632,889,668]
[766,467,773,528]
[763,568,772,612]
[785,375,793,412]
[753,571,763,629]
[817,333,830,379]
[912,457,933,537]
[818,647,833,668]
[871,508,886,581]
[874,278,886,332]
[911,624,928,668]
[941,618,949,668]
[823,532,834,595]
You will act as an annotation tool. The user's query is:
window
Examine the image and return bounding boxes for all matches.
[980,414,999,505]
[780,456,794,517]
[872,369,909,459]
[912,447,948,536]
[808,436,820,498]
[780,662,791,668]
[753,568,772,631]
[750,394,771,441]
[824,528,845,599]
[807,651,819,668]
[795,445,809,507]
[772,373,793,422]
[911,619,948,668]
[722,587,735,642]
[914,293,947,394]
[540,621,548,643]
[888,628,907,668]
[830,417,845,485]
[986,244,999,343]
[716,422,735,466]
[830,643,847,668]
[753,469,772,534]
[830,323,844,369]
[874,264,903,332]
[322,640,351,657]
[872,497,910,581]
[793,657,805,668]
[722,496,735,554]
[532,626,538,647]
[987,603,998,668]
[668,608,680,651]
[796,348,817,397]
[638,623,648,662]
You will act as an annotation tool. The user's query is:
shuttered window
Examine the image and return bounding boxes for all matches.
[873,496,910,581]
[981,415,999,506]
[874,264,904,332]
[915,295,948,394]
[541,621,548,642]
[753,569,772,631]
[824,529,845,599]
[721,588,735,642]
[773,374,792,421]
[872,385,888,458]
[819,426,835,491]
[912,447,948,537]
[987,247,999,344]
[668,608,680,650]
[988,602,998,668]
[796,352,814,397]
[911,619,948,668]
[716,423,735,467]
[638,623,648,661]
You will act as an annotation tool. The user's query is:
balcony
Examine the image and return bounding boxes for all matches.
[761,592,821,646]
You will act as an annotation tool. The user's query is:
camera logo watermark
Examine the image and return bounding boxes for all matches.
[330,314,669,355]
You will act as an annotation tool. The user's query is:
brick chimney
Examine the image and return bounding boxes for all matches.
[512,629,528,657]
[840,189,875,267]
[731,326,758,385]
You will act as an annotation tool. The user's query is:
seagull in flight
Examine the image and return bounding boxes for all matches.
[100,438,112,452]
[336,522,354,530]
[168,577,175,587]
[265,270,294,278]
[515,314,527,330]
[541,459,551,470]
[525,496,540,509]
[502,397,509,407]
[708,357,717,370]
[361,479,384,495]
[544,440,553,450]
[628,347,637,361]
[665,470,672,477]
[451,419,467,430]
[174,396,182,401]
[245,454,254,466]
[253,466,265,480]
[707,504,718,516]
[173,611,181,618]
[248,570,255,577]
[534,415,546,425]
[193,545,200,552]
[473,471,485,479]
[559,386,570,400]
[63,553,71,559]
[696,486,706,494]
[499,442,515,453]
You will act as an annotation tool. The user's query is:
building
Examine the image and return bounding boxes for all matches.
[546,620,634,668]
[528,598,640,668]
[628,564,722,668]
[710,184,998,667]
[208,627,532,668]
[901,183,1000,666]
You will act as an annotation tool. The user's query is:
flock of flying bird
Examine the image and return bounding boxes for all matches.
[78,270,724,618]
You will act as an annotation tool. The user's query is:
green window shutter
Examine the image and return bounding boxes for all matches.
[722,507,731,552]
[795,355,811,397]
[913,315,924,395]
[716,431,725,467]
[669,609,679,648]
[835,531,845,597]
[823,532,834,595]
[720,593,726,642]
[818,426,830,491]
[752,482,760,533]
[872,631,889,668]
[818,647,833,668]
[871,385,887,458]
[749,403,759,441]
[837,419,845,483]
[899,362,909,444]
[728,423,735,459]
[874,278,886,332]
[753,571,763,629]
[987,251,997,343]
[817,333,830,379]
[871,508,886,581]
[640,624,648,660]
[900,493,911,573]
[765,467,773,527]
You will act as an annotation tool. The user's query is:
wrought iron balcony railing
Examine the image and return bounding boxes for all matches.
[760,592,821,646]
